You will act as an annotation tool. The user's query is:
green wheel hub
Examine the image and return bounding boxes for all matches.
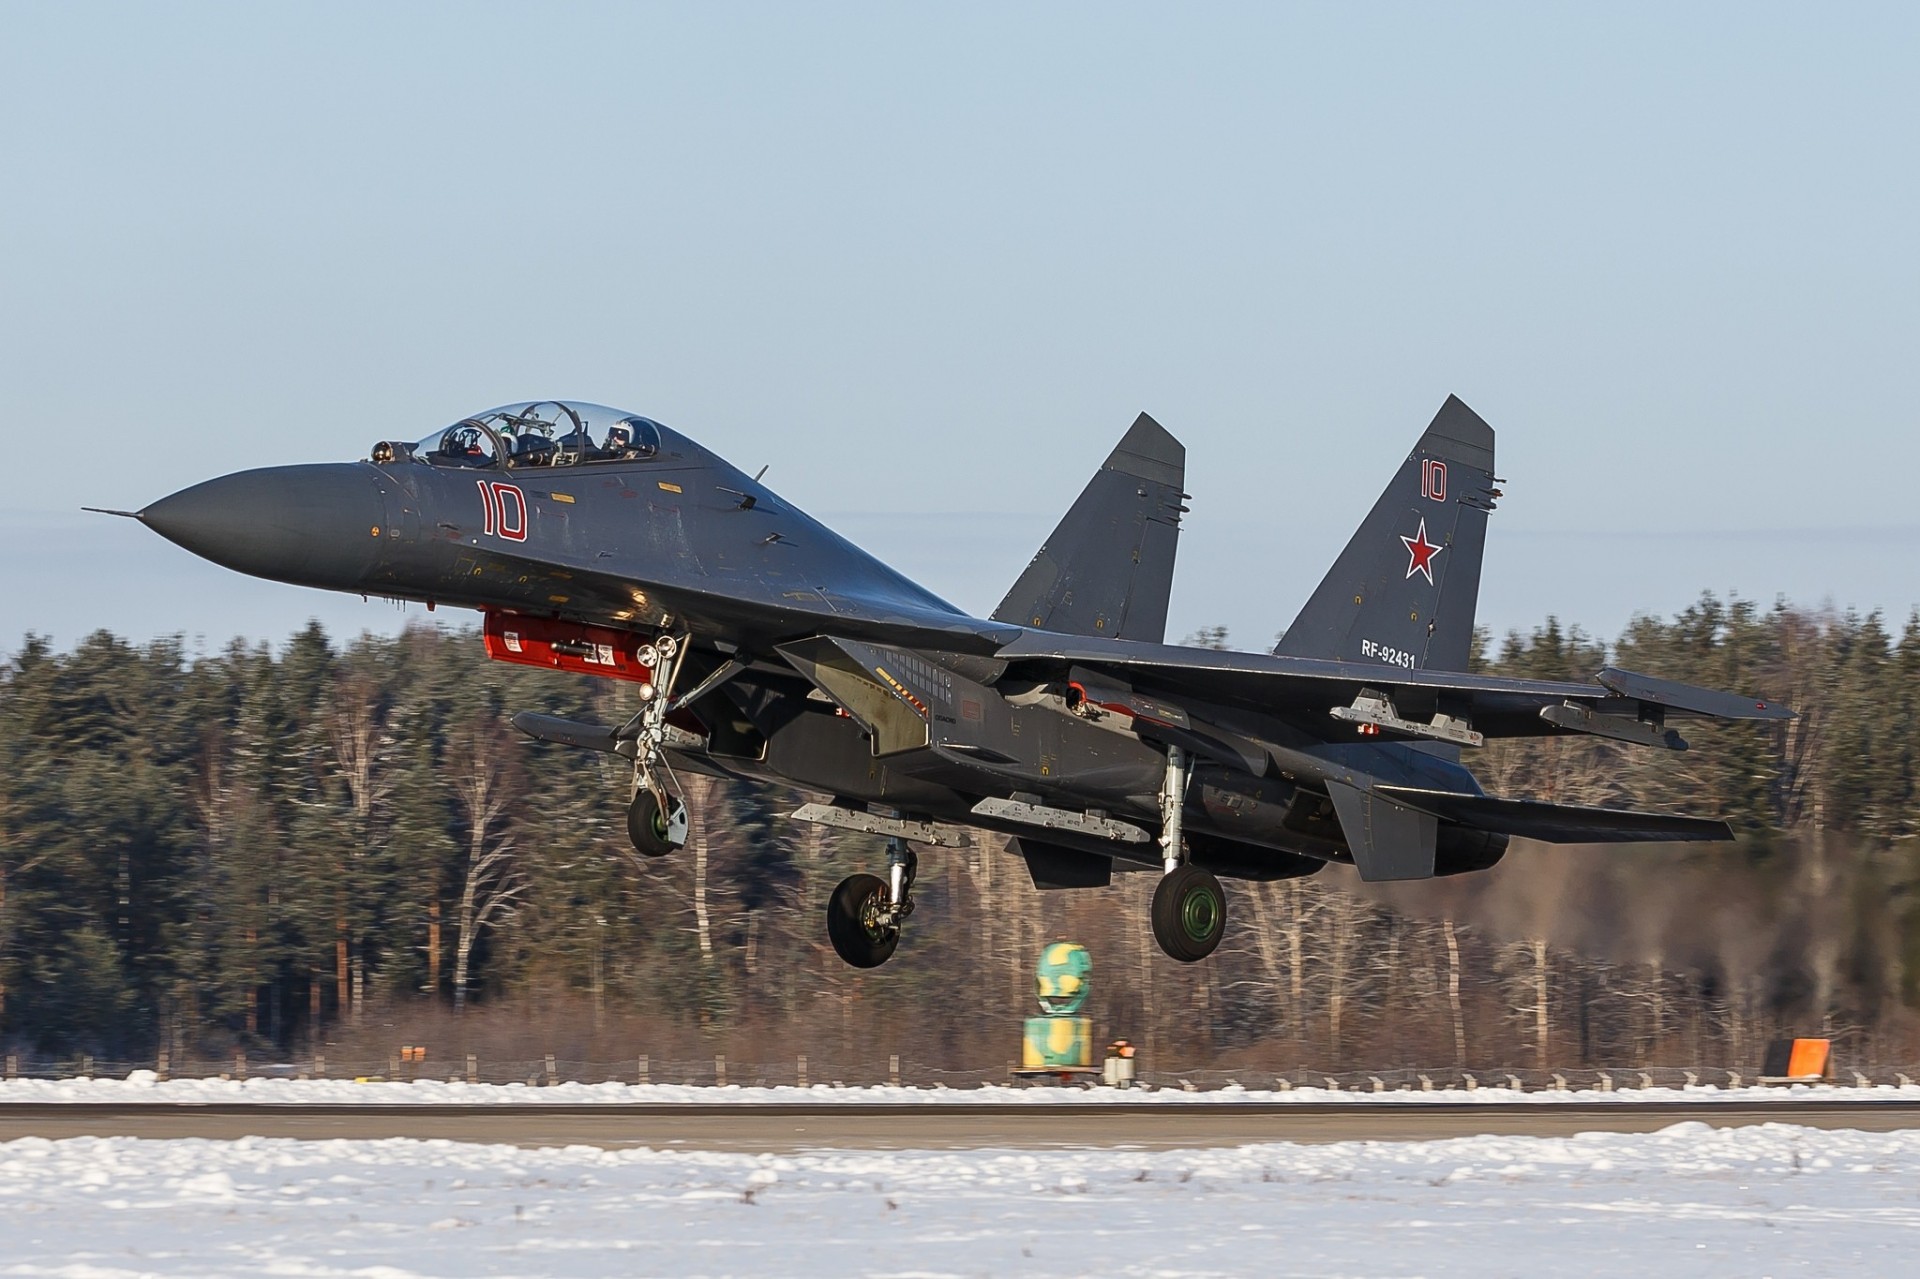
[1150,863,1227,963]
[1180,887,1221,941]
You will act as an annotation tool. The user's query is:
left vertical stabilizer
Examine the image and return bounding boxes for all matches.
[993,413,1186,642]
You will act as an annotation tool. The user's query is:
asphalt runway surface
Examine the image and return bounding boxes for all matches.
[2,1100,1918,1150]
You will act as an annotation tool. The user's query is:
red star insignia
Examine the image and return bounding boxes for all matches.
[1401,517,1444,584]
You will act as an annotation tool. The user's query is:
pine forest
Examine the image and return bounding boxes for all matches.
[4,595,1919,1083]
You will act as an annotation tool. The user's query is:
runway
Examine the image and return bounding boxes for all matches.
[3,1098,1917,1150]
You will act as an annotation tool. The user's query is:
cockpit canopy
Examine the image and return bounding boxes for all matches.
[372,401,667,469]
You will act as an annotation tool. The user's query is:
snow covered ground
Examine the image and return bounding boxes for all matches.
[0,1123,1916,1277]
[2,1071,1918,1106]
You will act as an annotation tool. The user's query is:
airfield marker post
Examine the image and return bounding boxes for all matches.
[314,1053,324,1079]
[157,1049,169,1082]
[466,1054,477,1085]
[797,1055,807,1088]
[638,1055,650,1085]
[544,1054,556,1087]
[889,1055,900,1087]
[715,1055,727,1087]
[3,1055,13,1080]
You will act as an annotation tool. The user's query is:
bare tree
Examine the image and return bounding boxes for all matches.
[446,716,525,1013]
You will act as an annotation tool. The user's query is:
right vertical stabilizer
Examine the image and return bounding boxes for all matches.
[1275,396,1499,673]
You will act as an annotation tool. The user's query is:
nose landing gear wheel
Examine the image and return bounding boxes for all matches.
[627,789,688,857]
[1151,863,1226,962]
[827,872,901,968]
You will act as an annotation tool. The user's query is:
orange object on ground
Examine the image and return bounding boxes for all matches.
[1762,1037,1831,1080]
[1786,1038,1831,1079]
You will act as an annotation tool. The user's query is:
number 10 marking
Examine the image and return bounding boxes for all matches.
[477,480,528,542]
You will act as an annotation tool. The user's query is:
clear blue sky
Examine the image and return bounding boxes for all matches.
[3,3,1915,657]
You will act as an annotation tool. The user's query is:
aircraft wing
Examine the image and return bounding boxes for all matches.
[992,631,1790,749]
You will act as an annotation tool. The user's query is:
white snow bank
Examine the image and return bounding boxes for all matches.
[2,1071,1917,1106]
[0,1123,1916,1276]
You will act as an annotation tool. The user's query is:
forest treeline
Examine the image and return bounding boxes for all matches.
[4,595,1920,1075]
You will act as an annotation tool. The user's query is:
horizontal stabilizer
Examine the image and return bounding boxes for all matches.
[1327,781,1437,881]
[1375,786,1733,843]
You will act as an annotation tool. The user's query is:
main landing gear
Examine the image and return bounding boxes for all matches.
[623,632,691,859]
[827,837,917,968]
[1152,863,1226,962]
[1151,744,1226,963]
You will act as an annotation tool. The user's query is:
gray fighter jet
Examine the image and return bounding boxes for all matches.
[108,396,1790,966]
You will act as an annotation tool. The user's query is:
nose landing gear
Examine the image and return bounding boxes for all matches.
[621,632,691,859]
[826,837,917,968]
[627,787,689,858]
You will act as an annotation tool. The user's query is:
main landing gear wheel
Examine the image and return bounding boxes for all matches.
[1151,863,1226,962]
[626,789,688,858]
[826,873,900,968]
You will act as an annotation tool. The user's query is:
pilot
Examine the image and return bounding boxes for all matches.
[604,424,632,457]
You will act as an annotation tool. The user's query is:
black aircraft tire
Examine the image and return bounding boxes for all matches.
[1151,864,1227,962]
[827,873,900,969]
[626,790,679,858]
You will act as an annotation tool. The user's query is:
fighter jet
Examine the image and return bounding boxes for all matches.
[109,396,1790,967]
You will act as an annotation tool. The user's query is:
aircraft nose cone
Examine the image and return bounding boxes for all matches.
[142,463,389,590]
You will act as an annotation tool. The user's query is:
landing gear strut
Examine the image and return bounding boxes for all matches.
[1150,744,1226,962]
[827,837,916,968]
[623,632,691,858]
